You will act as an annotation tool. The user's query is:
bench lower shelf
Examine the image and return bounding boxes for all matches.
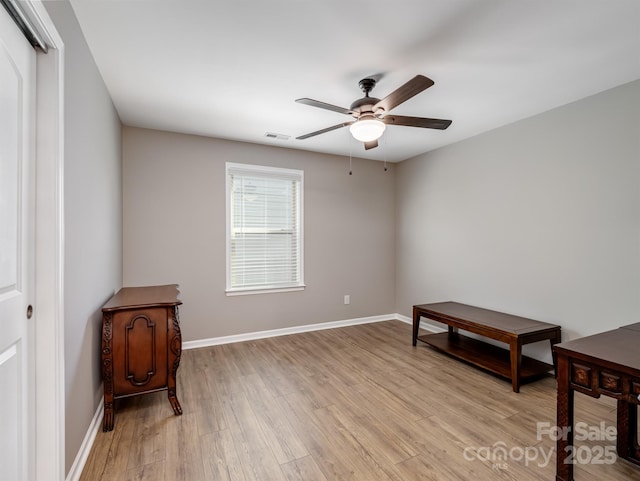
[417,332,554,382]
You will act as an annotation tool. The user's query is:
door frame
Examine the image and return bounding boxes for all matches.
[22,1,65,479]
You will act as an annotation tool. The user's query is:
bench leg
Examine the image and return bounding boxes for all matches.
[412,308,420,346]
[510,340,522,393]
[550,330,561,378]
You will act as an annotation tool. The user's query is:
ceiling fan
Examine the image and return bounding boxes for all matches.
[295,75,452,150]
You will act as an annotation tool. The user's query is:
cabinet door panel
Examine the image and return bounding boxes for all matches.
[113,308,168,395]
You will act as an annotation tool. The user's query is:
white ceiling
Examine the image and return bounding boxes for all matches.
[68,0,640,162]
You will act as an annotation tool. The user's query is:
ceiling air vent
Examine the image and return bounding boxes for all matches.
[264,132,290,140]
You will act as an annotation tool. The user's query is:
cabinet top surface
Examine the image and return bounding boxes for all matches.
[102,284,182,311]
[413,301,560,334]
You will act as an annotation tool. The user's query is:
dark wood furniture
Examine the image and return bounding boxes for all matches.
[413,302,561,392]
[101,284,183,431]
[553,323,640,481]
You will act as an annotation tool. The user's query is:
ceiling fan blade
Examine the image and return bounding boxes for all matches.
[295,98,353,116]
[364,140,378,150]
[374,75,434,113]
[383,115,452,130]
[296,121,354,140]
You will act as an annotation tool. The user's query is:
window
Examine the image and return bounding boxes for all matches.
[226,163,304,295]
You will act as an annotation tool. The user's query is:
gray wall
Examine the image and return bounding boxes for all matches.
[396,80,640,361]
[122,127,396,341]
[43,1,123,475]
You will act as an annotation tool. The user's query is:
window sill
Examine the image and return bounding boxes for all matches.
[225,285,306,297]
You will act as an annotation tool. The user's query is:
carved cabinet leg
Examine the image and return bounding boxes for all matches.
[102,313,116,431]
[168,389,183,416]
[103,401,114,432]
[167,306,183,416]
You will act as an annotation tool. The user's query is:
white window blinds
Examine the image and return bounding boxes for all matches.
[226,163,304,294]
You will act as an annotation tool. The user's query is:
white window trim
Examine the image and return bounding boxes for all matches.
[225,162,305,295]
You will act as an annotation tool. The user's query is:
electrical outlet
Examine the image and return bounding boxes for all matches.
[344,295,350,305]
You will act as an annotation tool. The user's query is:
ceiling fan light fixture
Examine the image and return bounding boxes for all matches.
[349,117,386,142]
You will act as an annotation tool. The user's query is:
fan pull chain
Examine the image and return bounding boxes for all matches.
[382,136,388,172]
[348,137,353,175]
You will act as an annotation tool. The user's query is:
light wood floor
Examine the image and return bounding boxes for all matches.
[80,321,640,481]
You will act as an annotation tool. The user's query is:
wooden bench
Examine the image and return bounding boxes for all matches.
[413,302,561,392]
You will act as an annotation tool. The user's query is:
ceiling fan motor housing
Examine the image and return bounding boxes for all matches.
[351,78,383,117]
[349,96,381,116]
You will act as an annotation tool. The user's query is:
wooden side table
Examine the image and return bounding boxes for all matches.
[553,324,640,481]
[101,284,183,431]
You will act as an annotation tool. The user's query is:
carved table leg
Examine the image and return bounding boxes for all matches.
[617,399,640,465]
[556,354,574,481]
[631,403,640,464]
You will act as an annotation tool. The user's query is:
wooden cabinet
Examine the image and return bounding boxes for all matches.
[101,284,183,431]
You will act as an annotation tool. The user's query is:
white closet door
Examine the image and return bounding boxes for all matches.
[0,5,36,481]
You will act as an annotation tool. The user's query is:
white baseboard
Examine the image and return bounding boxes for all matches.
[183,313,399,350]
[66,401,104,481]
[395,313,446,333]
